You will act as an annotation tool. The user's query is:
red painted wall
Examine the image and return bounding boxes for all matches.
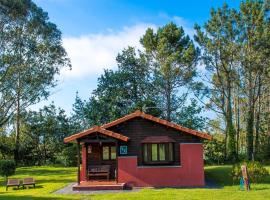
[118,143,205,187]
[80,145,87,181]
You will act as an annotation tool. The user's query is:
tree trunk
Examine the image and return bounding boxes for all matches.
[246,84,254,160]
[224,129,228,159]
[233,81,240,160]
[165,80,171,121]
[14,95,20,165]
[254,80,261,160]
[43,136,47,164]
[14,29,22,165]
[236,86,240,160]
[226,74,236,161]
[254,106,260,160]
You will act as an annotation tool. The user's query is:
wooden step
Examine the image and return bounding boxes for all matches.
[73,181,126,191]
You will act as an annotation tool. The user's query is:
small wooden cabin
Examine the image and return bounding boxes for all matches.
[64,110,212,190]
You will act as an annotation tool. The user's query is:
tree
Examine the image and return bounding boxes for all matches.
[20,104,71,165]
[175,99,207,131]
[0,132,13,159]
[195,1,270,161]
[0,2,17,126]
[204,136,226,165]
[71,27,205,134]
[116,46,157,114]
[93,47,160,119]
[204,119,226,164]
[0,160,16,183]
[72,47,161,128]
[236,0,270,160]
[140,22,198,121]
[0,0,70,164]
[195,4,239,161]
[71,93,105,130]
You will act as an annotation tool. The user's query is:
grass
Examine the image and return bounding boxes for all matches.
[0,165,269,200]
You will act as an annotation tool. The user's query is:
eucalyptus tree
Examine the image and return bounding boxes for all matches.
[0,2,17,126]
[140,22,198,121]
[195,4,239,161]
[0,0,70,163]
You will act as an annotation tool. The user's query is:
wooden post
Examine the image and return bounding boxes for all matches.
[241,165,250,191]
[115,140,118,183]
[77,140,80,185]
[85,144,88,181]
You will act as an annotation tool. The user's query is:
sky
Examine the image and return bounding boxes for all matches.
[32,0,241,116]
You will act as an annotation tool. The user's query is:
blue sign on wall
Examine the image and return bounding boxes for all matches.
[120,146,128,155]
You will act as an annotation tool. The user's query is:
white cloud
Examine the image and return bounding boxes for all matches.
[61,23,156,79]
[60,17,195,80]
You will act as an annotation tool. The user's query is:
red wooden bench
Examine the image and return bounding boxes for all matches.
[6,179,20,191]
[88,165,110,180]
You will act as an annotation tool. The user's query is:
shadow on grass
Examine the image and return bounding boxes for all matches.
[0,178,75,185]
[30,179,75,184]
[204,179,223,189]
[2,185,44,192]
[205,165,270,187]
[23,185,44,189]
[0,178,76,185]
[251,187,270,191]
[205,165,233,187]
[15,168,75,176]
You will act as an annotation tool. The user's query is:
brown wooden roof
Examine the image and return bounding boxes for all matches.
[64,126,129,143]
[64,110,212,143]
[102,110,212,140]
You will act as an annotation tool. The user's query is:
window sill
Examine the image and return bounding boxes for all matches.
[102,159,116,161]
[142,161,174,165]
[137,165,181,168]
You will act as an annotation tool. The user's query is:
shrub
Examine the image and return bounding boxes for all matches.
[0,160,16,182]
[59,144,77,167]
[204,136,226,165]
[231,161,269,184]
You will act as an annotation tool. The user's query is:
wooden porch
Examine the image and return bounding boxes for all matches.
[73,180,126,191]
[63,126,130,190]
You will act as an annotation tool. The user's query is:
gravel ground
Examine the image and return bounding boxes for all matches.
[53,180,220,195]
[53,183,141,194]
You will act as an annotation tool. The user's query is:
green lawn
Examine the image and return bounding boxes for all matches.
[0,165,269,200]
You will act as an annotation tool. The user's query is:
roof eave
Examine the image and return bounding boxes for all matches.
[63,126,129,143]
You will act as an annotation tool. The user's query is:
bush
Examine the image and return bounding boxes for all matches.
[0,160,16,182]
[231,161,269,184]
[58,144,77,167]
[204,136,226,165]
